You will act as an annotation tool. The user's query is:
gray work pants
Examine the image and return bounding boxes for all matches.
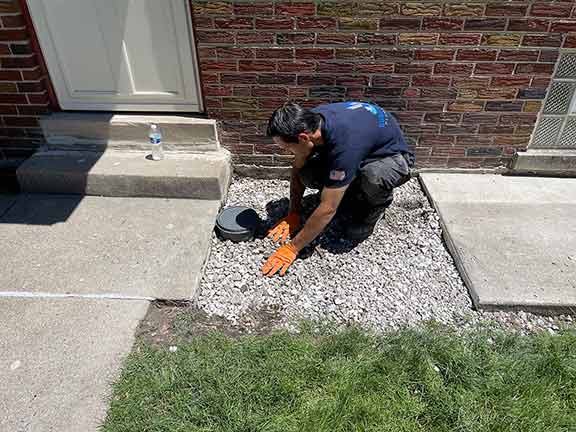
[299,153,412,215]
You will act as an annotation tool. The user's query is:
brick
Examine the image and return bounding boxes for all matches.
[1,15,25,28]
[0,44,9,56]
[1,56,36,69]
[255,48,293,59]
[477,88,518,99]
[238,60,276,72]
[373,76,411,86]
[225,97,259,110]
[357,33,396,45]
[297,17,336,30]
[27,93,49,104]
[0,93,28,104]
[408,101,446,111]
[414,49,454,60]
[478,125,515,135]
[202,60,237,72]
[412,76,451,87]
[495,136,530,147]
[276,33,314,45]
[465,147,502,157]
[508,18,550,32]
[539,50,559,63]
[3,116,38,127]
[485,3,528,17]
[550,20,576,32]
[497,49,539,62]
[0,105,17,115]
[464,18,507,31]
[455,135,495,146]
[297,75,335,86]
[531,77,551,87]
[0,127,27,137]
[233,2,273,15]
[439,33,481,45]
[457,88,478,98]
[216,48,255,59]
[232,86,251,97]
[431,146,466,156]
[522,34,563,47]
[482,34,521,47]
[399,33,438,45]
[309,86,346,98]
[336,48,373,59]
[373,100,407,111]
[422,17,464,30]
[233,154,275,165]
[257,74,296,85]
[374,49,412,61]
[462,112,499,125]
[336,75,368,87]
[0,1,19,13]
[316,62,354,73]
[394,112,424,124]
[277,60,315,72]
[255,17,294,30]
[474,63,515,75]
[395,63,433,74]
[259,97,293,109]
[17,81,45,93]
[564,34,576,48]
[296,48,334,59]
[365,87,404,97]
[401,3,442,16]
[0,82,17,93]
[518,88,547,99]
[203,85,232,97]
[0,29,27,41]
[192,2,233,15]
[485,101,523,111]
[445,3,485,17]
[346,87,366,98]
[491,76,532,87]
[421,88,458,98]
[198,47,217,58]
[452,77,490,88]
[515,63,554,75]
[317,1,356,17]
[316,33,356,45]
[238,31,275,44]
[214,17,253,29]
[523,101,543,112]
[379,18,422,30]
[499,113,537,125]
[456,49,497,61]
[252,86,289,98]
[403,88,420,98]
[339,17,378,31]
[357,2,399,16]
[196,30,234,44]
[530,2,572,18]
[193,16,213,29]
[424,112,461,123]
[201,72,219,84]
[354,63,394,73]
[205,98,222,109]
[276,2,316,16]
[434,63,473,76]
[221,73,257,85]
[448,101,484,112]
[419,135,455,145]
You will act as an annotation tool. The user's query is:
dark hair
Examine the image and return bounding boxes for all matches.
[267,102,322,143]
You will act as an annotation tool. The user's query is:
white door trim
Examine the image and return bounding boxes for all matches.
[26,0,204,112]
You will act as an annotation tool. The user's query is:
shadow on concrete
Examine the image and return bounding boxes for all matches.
[0,194,84,226]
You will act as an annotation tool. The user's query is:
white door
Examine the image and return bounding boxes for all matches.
[26,0,203,112]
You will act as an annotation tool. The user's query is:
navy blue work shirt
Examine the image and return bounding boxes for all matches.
[311,102,414,188]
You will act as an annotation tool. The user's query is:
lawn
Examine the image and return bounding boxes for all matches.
[102,325,576,432]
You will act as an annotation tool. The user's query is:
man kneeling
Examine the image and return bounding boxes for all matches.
[262,102,415,277]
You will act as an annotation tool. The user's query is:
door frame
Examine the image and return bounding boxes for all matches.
[22,0,204,113]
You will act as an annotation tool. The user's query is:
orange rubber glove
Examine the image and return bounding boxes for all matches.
[267,212,301,244]
[262,243,298,277]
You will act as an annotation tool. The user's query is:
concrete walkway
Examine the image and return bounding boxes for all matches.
[0,193,220,430]
[420,173,576,313]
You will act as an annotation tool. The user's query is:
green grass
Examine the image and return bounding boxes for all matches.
[102,325,576,432]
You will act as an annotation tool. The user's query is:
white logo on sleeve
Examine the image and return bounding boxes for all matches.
[330,170,346,181]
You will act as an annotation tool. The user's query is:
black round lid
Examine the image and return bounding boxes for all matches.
[216,206,260,233]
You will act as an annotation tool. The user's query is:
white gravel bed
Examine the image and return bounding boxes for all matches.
[197,177,573,334]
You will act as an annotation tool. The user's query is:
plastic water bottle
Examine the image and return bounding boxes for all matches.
[149,124,164,161]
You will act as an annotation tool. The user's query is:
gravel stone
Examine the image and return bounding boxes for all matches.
[197,177,574,334]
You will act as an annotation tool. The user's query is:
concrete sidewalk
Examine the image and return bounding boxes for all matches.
[420,173,576,312]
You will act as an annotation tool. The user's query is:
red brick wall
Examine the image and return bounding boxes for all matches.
[191,0,574,169]
[0,0,50,160]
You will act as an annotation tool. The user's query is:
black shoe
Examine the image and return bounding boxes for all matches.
[345,207,386,241]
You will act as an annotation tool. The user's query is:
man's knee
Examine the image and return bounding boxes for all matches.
[358,154,411,206]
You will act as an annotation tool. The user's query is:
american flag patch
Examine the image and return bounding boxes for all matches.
[329,170,346,181]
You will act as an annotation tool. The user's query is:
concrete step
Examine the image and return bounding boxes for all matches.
[17,150,231,201]
[511,149,576,176]
[41,113,219,152]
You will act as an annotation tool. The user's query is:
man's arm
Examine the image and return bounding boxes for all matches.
[289,156,307,213]
[291,186,347,251]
